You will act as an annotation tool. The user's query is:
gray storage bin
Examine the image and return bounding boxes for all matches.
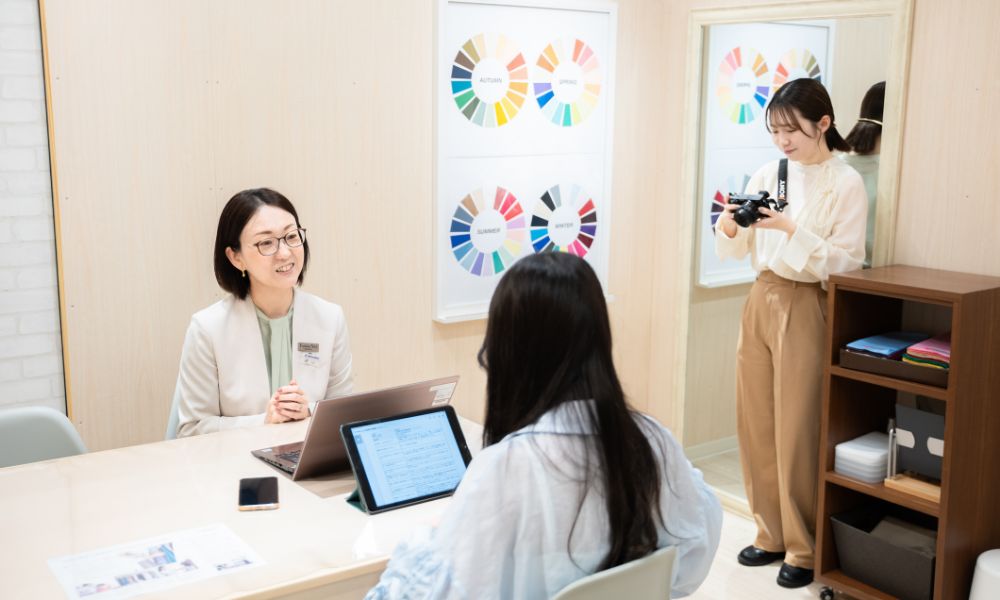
[831,503,936,600]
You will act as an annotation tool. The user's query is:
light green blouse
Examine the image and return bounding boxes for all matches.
[254,305,294,396]
[840,152,880,268]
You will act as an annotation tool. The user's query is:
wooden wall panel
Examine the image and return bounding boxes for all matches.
[892,0,1000,276]
[44,0,219,448]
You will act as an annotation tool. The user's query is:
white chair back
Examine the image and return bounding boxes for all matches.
[552,546,677,600]
[165,383,181,440]
[0,406,88,468]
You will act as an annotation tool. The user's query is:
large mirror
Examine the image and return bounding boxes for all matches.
[675,0,914,511]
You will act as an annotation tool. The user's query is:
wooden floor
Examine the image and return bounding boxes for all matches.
[689,509,841,600]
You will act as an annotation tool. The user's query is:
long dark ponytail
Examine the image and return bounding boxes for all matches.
[478,252,663,570]
[766,77,850,152]
[845,81,885,155]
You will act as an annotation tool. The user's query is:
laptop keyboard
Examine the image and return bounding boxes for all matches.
[277,449,301,463]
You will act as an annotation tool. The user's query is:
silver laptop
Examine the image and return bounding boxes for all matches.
[251,375,459,481]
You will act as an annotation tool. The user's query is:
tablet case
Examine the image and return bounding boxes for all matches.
[345,488,365,513]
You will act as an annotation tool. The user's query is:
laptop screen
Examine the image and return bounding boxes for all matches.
[347,409,469,509]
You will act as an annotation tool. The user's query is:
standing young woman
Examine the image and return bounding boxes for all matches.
[175,188,353,437]
[715,78,867,588]
[366,252,722,599]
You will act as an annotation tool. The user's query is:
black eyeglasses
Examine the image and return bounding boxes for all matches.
[252,228,307,256]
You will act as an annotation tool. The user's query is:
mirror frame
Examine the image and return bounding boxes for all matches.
[670,0,915,433]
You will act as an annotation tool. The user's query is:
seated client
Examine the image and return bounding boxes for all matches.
[366,252,722,599]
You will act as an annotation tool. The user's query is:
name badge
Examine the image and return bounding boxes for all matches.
[297,342,319,353]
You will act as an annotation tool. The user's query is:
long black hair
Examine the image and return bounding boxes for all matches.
[478,252,663,570]
[845,81,885,155]
[766,78,850,152]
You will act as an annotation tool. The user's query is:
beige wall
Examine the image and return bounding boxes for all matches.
[40,0,1000,451]
[893,0,1000,274]
[830,16,891,134]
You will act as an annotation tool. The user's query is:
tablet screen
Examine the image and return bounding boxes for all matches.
[343,407,470,512]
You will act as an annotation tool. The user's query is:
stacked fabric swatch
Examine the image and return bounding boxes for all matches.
[835,431,889,483]
[903,333,951,370]
[845,331,930,359]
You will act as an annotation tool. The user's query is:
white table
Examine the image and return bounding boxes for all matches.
[0,416,483,599]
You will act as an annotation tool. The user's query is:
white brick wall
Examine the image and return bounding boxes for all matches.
[0,0,65,414]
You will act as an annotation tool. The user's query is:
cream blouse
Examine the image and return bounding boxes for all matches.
[715,156,867,284]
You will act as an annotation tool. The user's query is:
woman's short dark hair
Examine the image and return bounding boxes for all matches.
[213,188,309,299]
[478,252,664,571]
[845,81,885,155]
[766,78,851,153]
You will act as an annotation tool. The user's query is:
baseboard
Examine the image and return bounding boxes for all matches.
[684,435,738,461]
[716,488,752,519]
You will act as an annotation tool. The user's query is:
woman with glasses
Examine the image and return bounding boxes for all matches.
[174,188,353,437]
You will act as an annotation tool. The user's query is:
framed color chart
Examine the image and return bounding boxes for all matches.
[434,0,617,322]
[696,21,833,287]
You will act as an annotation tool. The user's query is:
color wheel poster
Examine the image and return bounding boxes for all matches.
[436,0,616,321]
[697,21,833,287]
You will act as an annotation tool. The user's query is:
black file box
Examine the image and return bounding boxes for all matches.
[831,503,936,600]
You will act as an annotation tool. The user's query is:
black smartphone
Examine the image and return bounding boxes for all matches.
[238,476,279,511]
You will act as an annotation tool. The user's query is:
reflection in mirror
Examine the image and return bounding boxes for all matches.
[697,17,890,288]
[683,15,894,508]
[842,80,885,268]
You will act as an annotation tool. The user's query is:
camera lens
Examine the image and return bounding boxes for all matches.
[734,208,755,228]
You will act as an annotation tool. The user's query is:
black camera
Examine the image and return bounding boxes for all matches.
[727,190,786,228]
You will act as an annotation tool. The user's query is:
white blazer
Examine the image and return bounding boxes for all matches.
[175,290,353,437]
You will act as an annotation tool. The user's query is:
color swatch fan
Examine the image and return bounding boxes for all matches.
[716,47,769,125]
[771,48,822,93]
[533,39,602,127]
[450,33,529,127]
[530,183,597,257]
[450,186,526,277]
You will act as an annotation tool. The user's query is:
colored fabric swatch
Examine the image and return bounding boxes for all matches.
[902,354,948,370]
[845,331,931,359]
[906,333,951,364]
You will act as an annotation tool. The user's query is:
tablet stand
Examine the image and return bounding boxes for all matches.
[345,487,366,513]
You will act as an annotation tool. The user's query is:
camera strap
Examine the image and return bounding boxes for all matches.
[776,158,788,210]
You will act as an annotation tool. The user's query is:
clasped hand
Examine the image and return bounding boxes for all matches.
[266,379,311,423]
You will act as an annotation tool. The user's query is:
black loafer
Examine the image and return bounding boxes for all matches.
[737,545,785,566]
[776,562,814,588]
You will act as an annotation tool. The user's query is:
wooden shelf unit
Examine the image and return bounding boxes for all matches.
[816,265,1000,600]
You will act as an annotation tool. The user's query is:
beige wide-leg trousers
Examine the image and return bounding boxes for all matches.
[736,270,826,570]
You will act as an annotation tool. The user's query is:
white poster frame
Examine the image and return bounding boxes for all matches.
[434,0,617,322]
